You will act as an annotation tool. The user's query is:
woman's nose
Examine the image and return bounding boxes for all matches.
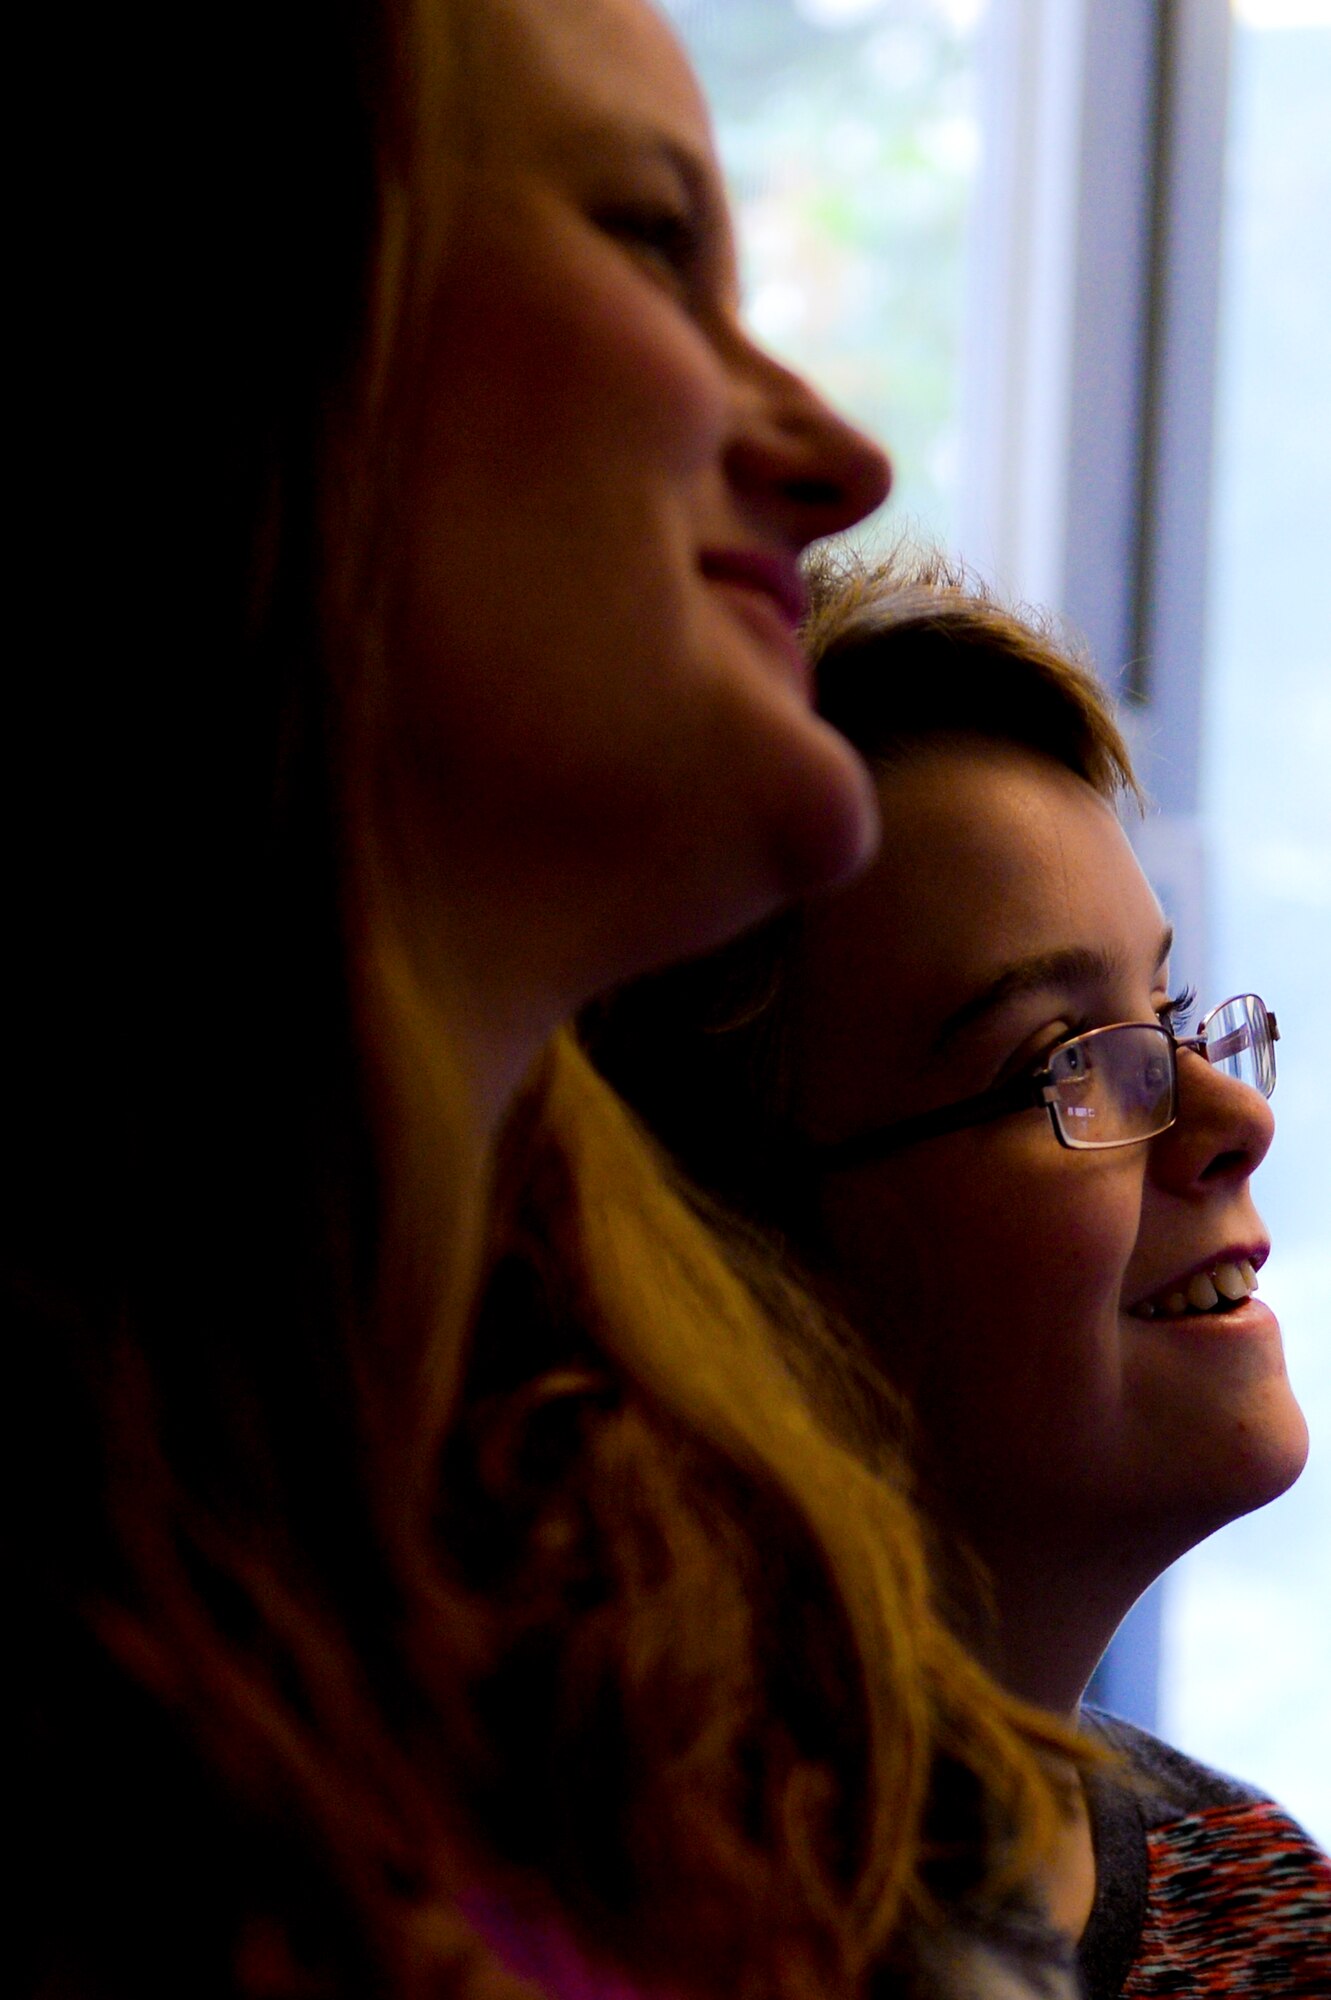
[1149,1047,1275,1194]
[724,345,892,545]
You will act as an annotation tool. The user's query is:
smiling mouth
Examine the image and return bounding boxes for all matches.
[699,552,814,696]
[699,548,810,626]
[1130,1255,1263,1321]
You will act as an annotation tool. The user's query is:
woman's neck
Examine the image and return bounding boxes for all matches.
[960,1519,1170,1720]
[970,1551,1133,1952]
[989,1571,1131,1720]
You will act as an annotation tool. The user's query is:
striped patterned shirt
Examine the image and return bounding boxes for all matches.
[1078,1708,1330,1998]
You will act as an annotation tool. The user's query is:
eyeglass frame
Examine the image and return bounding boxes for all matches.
[810,993,1279,1171]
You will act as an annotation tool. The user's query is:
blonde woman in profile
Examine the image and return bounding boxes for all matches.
[10,7,1082,2000]
[589,546,1331,1998]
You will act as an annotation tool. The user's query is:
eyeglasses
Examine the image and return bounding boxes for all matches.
[814,993,1279,1169]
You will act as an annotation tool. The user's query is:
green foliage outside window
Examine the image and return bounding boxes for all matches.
[664,0,983,544]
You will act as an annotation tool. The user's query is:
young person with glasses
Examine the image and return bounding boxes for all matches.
[588,546,1330,1997]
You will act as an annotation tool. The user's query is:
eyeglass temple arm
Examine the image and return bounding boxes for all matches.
[811,1070,1049,1172]
[1179,1008,1278,1067]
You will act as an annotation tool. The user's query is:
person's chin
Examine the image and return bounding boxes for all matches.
[630,641,876,955]
[726,671,882,902]
[1123,1315,1309,1534]
[1176,1383,1309,1540]
[1251,1384,1311,1503]
[769,718,881,896]
[675,730,879,956]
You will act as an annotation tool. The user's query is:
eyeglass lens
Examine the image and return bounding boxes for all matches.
[1047,1024,1176,1148]
[1200,994,1276,1098]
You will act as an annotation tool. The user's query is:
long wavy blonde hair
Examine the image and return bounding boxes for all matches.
[10,6,1074,1995]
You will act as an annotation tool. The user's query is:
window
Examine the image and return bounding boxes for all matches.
[664,0,986,544]
[1160,0,1331,1846]
[669,0,1331,1843]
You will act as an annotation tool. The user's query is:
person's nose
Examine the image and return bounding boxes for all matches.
[1148,1046,1275,1196]
[724,341,892,546]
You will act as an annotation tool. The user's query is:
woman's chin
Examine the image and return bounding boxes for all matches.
[1254,1392,1311,1504]
[764,713,882,900]
[1177,1389,1311,1545]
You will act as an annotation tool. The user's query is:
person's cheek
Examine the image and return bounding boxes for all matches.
[1066,1170,1144,1316]
[555,248,730,483]
[816,1176,941,1394]
[952,1168,1100,1390]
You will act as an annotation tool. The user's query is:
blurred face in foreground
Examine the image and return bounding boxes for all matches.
[386,0,891,1096]
[791,739,1307,1694]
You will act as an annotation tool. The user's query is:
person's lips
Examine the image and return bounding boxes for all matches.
[699,548,812,691]
[699,548,811,625]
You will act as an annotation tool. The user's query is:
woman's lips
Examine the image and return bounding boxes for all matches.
[700,548,812,691]
[699,548,811,623]
[1133,1293,1283,1344]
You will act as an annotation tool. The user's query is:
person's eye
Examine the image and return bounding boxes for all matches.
[594,200,706,289]
[1157,983,1198,1034]
[1041,1019,1095,1068]
[990,1018,1084,1085]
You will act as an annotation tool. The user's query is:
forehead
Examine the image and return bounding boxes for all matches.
[473,0,714,161]
[792,740,1164,1105]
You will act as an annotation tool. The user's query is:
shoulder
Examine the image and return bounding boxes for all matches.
[1130,1796,1331,1996]
[1078,1707,1331,1999]
[1080,1704,1265,1819]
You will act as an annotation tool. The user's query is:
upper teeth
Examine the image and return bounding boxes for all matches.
[1137,1260,1258,1320]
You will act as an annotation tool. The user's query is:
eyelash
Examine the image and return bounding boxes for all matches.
[1158,984,1198,1034]
[596,201,705,285]
[1032,985,1199,1071]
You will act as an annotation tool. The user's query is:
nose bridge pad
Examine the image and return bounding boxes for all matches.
[1172,1045,1274,1181]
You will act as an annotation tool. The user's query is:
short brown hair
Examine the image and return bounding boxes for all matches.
[804,542,1139,805]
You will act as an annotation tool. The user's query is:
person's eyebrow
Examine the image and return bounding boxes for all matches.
[567,120,714,209]
[926,924,1175,1062]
